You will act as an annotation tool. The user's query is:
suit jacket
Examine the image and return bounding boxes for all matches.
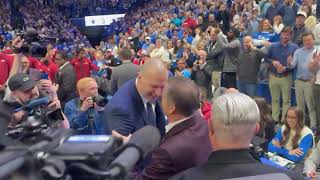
[55,63,77,106]
[170,149,304,180]
[138,112,212,180]
[191,64,214,98]
[104,79,166,136]
[109,61,140,95]
[205,41,224,71]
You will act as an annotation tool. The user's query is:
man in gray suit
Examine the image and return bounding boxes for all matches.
[109,48,140,95]
[54,51,77,108]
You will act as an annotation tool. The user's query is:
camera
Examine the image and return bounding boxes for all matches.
[92,94,108,107]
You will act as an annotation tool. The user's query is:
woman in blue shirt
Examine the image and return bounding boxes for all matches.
[251,19,279,48]
[268,107,314,163]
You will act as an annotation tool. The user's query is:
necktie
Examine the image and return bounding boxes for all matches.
[146,102,157,127]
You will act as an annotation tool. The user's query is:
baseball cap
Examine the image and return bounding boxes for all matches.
[145,36,151,40]
[8,73,36,92]
[297,11,307,18]
[107,49,112,52]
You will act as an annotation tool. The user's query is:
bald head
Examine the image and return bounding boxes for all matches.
[137,58,168,102]
[243,36,253,50]
[140,58,168,76]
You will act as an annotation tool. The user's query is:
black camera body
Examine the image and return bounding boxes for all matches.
[92,95,108,107]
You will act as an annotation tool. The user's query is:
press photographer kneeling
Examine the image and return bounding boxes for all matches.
[0,73,69,144]
[64,77,107,135]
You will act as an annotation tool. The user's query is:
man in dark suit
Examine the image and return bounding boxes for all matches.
[191,50,214,99]
[54,51,77,108]
[105,58,167,137]
[170,93,304,180]
[137,77,211,180]
[108,48,140,95]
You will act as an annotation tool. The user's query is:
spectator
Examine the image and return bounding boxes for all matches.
[292,11,310,47]
[267,26,298,123]
[70,48,99,82]
[199,86,212,122]
[237,36,265,97]
[191,50,213,100]
[108,48,140,95]
[288,32,317,130]
[308,48,320,133]
[273,15,284,34]
[268,107,314,163]
[218,27,241,89]
[205,28,224,92]
[54,51,77,108]
[171,93,303,180]
[175,58,191,78]
[137,77,211,180]
[181,11,197,30]
[105,58,167,137]
[64,77,105,135]
[282,0,299,27]
[254,97,276,150]
[265,0,284,23]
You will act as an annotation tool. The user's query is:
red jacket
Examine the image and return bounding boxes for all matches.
[0,52,14,85]
[182,17,197,29]
[201,101,212,122]
[70,57,99,82]
[27,56,59,81]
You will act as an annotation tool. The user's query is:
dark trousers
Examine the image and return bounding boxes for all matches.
[317,0,320,19]
[221,72,237,88]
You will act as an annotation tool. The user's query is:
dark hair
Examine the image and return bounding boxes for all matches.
[302,31,315,40]
[76,48,85,55]
[281,107,305,149]
[165,77,200,116]
[281,26,292,34]
[119,48,132,60]
[254,97,273,133]
[55,51,69,61]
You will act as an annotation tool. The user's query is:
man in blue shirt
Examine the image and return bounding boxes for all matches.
[175,58,191,78]
[288,32,317,130]
[64,77,105,134]
[267,26,298,123]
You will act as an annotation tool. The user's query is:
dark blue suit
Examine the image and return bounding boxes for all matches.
[104,79,166,136]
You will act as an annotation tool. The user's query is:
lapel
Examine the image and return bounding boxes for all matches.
[161,115,196,143]
[130,79,148,124]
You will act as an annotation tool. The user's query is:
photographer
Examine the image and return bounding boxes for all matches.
[0,73,69,137]
[64,77,106,135]
[191,50,214,99]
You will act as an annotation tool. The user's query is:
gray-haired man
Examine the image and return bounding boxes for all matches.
[171,93,303,180]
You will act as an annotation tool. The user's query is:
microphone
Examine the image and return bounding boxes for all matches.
[108,126,161,178]
[14,97,50,112]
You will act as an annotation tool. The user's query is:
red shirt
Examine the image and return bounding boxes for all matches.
[0,52,14,85]
[182,17,197,29]
[70,57,99,82]
[27,56,58,81]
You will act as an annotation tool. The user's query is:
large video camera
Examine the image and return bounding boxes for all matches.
[0,126,160,180]
[15,29,56,58]
[5,97,64,145]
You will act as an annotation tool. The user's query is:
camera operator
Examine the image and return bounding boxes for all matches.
[0,73,69,137]
[64,77,106,135]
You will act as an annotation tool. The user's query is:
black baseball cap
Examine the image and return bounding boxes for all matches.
[8,73,36,91]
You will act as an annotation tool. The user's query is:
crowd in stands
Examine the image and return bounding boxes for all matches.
[1,0,320,179]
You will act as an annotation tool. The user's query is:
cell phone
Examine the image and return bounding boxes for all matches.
[40,72,49,80]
